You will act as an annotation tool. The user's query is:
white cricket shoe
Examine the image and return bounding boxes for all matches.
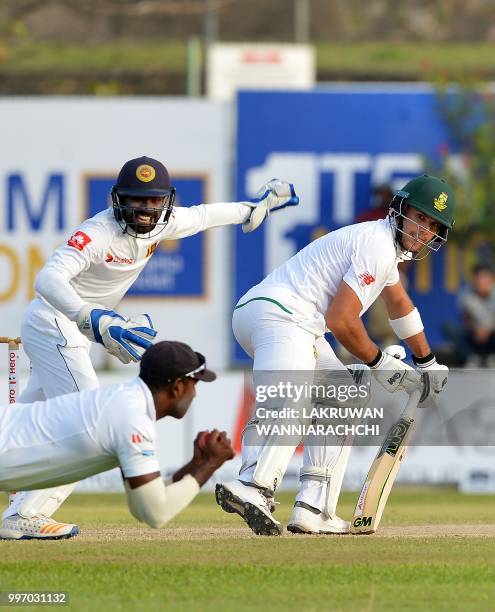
[0,514,79,540]
[215,480,283,536]
[287,502,350,535]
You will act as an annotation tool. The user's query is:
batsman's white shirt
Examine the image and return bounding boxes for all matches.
[0,378,159,491]
[233,219,402,366]
[258,218,400,318]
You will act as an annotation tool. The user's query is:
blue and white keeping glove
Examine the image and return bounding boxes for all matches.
[77,304,157,364]
[412,354,448,403]
[242,179,299,233]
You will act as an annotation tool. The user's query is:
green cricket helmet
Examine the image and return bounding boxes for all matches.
[389,174,456,259]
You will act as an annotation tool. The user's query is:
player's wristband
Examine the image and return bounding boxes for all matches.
[366,349,383,368]
[388,308,424,340]
[412,352,436,368]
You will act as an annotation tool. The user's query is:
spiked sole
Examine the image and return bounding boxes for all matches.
[215,484,282,536]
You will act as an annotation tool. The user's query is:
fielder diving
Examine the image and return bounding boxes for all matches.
[3,155,298,540]
[217,174,454,535]
[0,341,234,539]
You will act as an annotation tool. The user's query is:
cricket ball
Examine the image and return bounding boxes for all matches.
[198,430,212,451]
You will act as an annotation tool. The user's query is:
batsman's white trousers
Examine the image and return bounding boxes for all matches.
[232,285,351,515]
[3,298,98,520]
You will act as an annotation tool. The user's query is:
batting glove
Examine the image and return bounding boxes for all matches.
[412,354,448,403]
[368,344,422,395]
[77,304,157,364]
[242,179,299,233]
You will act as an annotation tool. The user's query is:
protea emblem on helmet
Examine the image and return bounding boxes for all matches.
[136,164,156,182]
[433,192,448,212]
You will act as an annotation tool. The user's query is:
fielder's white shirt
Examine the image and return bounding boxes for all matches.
[258,219,400,317]
[0,378,160,491]
[35,204,249,322]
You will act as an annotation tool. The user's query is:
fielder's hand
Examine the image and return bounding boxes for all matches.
[369,344,422,395]
[242,179,299,233]
[412,354,448,403]
[192,430,211,463]
[194,429,235,469]
[77,304,156,364]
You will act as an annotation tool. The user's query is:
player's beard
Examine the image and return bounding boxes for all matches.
[400,223,432,254]
[125,208,162,234]
[402,233,422,252]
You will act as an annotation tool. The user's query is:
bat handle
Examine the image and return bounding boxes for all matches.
[402,388,422,419]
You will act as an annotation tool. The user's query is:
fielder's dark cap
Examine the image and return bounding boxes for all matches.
[140,341,216,385]
[115,155,172,197]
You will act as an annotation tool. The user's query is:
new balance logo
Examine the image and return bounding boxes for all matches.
[359,272,375,286]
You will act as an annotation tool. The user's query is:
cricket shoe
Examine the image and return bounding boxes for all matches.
[215,480,283,536]
[287,502,350,535]
[0,514,79,540]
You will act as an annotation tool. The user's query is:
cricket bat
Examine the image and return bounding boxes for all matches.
[350,388,422,534]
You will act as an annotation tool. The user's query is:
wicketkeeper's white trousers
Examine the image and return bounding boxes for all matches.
[233,285,352,515]
[3,298,98,520]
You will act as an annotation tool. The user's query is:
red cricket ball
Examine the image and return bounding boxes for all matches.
[198,430,212,451]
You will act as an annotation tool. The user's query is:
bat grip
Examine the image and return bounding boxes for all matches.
[402,388,422,419]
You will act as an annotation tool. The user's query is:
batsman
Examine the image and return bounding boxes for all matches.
[217,174,454,535]
[1,155,299,540]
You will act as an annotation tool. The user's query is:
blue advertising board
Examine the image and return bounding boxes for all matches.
[86,175,207,297]
[234,87,461,363]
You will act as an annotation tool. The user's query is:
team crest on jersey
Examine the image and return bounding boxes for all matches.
[146,242,159,258]
[136,164,156,182]
[433,192,448,211]
[359,271,375,286]
[68,231,92,251]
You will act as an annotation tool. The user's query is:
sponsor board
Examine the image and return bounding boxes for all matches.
[87,175,208,297]
[234,87,465,363]
[0,98,231,367]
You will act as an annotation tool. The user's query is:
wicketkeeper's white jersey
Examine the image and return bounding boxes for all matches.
[258,218,401,317]
[0,378,159,491]
[35,204,249,322]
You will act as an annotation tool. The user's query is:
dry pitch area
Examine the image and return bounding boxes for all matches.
[1,489,494,611]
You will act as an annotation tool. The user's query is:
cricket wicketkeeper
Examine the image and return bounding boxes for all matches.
[2,155,299,540]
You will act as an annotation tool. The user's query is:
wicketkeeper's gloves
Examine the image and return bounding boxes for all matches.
[77,304,156,364]
[242,179,299,233]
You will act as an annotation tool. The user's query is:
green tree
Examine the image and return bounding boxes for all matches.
[429,77,495,265]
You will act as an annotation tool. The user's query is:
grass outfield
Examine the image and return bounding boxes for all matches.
[0,489,494,611]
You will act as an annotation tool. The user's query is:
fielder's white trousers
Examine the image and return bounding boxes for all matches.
[232,285,352,515]
[3,298,98,520]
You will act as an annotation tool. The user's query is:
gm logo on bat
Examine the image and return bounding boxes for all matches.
[353,516,372,528]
